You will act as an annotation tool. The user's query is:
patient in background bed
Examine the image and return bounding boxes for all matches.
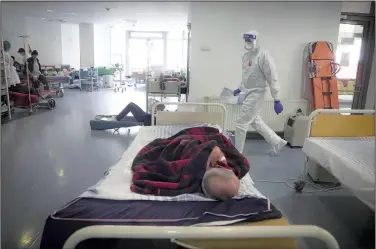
[116,102,165,126]
[204,146,241,200]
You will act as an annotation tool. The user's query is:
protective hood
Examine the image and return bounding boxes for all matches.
[243,30,260,52]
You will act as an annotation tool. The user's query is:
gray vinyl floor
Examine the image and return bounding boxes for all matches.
[1,87,374,249]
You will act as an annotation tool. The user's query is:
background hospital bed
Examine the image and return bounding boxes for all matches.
[46,75,70,87]
[147,78,186,102]
[299,109,375,210]
[56,102,339,249]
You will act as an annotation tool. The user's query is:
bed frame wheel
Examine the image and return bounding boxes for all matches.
[294,180,305,193]
[57,89,64,97]
[47,98,56,109]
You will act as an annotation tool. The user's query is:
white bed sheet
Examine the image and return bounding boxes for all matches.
[81,125,265,201]
[303,136,375,209]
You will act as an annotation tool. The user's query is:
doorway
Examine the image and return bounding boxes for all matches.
[336,13,375,109]
[127,31,166,80]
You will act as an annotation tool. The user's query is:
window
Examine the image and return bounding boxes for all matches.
[167,40,183,70]
[129,38,148,73]
[335,23,363,106]
[149,40,164,66]
[166,31,187,72]
[111,54,123,66]
[335,24,363,80]
[110,26,126,67]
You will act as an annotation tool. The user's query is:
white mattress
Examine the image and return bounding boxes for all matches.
[81,124,265,201]
[303,136,375,209]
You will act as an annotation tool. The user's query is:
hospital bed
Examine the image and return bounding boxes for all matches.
[40,103,339,249]
[46,75,70,86]
[147,77,187,102]
[298,109,375,210]
[68,68,99,91]
[45,76,69,97]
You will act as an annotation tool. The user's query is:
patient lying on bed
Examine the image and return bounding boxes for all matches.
[131,127,249,201]
[202,146,241,200]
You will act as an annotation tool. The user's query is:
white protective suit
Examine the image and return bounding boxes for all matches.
[235,30,287,154]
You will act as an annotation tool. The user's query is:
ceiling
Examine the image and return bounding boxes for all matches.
[3,2,189,30]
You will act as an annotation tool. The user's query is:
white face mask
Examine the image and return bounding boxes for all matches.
[244,40,258,51]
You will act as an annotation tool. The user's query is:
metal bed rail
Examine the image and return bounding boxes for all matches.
[151,102,227,131]
[147,81,185,101]
[63,225,339,249]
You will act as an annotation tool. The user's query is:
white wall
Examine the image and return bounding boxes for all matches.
[189,2,342,102]
[365,53,375,109]
[79,23,95,67]
[1,3,28,58]
[2,4,64,66]
[61,23,80,69]
[25,18,63,65]
[94,24,111,67]
[341,1,372,13]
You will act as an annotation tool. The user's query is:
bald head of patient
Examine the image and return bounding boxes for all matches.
[202,167,240,201]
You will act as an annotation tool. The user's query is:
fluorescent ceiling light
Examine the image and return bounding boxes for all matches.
[46,9,53,12]
[41,18,46,20]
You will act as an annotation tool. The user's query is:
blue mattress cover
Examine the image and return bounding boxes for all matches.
[40,197,281,249]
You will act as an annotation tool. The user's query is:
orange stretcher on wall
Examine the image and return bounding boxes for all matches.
[305,41,341,110]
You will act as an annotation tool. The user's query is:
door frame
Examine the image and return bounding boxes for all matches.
[340,13,375,109]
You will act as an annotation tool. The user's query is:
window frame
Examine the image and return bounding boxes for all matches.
[340,13,375,109]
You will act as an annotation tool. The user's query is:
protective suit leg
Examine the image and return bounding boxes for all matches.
[235,92,286,154]
[235,92,264,153]
[250,115,287,155]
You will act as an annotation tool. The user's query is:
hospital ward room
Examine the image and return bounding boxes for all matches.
[1,1,375,249]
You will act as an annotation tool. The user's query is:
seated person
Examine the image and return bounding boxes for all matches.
[62,68,70,77]
[11,56,22,71]
[27,50,50,90]
[116,102,165,126]
[17,48,31,65]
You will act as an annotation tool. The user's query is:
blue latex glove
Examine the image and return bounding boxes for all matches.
[237,94,245,105]
[274,100,283,115]
[233,88,241,96]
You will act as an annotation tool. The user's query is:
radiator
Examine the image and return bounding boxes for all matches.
[204,97,310,132]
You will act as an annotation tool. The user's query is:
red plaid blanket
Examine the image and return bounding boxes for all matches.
[131,127,250,196]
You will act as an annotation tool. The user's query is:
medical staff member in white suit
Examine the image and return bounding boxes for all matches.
[234,30,287,155]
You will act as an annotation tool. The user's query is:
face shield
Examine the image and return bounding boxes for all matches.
[243,33,258,51]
